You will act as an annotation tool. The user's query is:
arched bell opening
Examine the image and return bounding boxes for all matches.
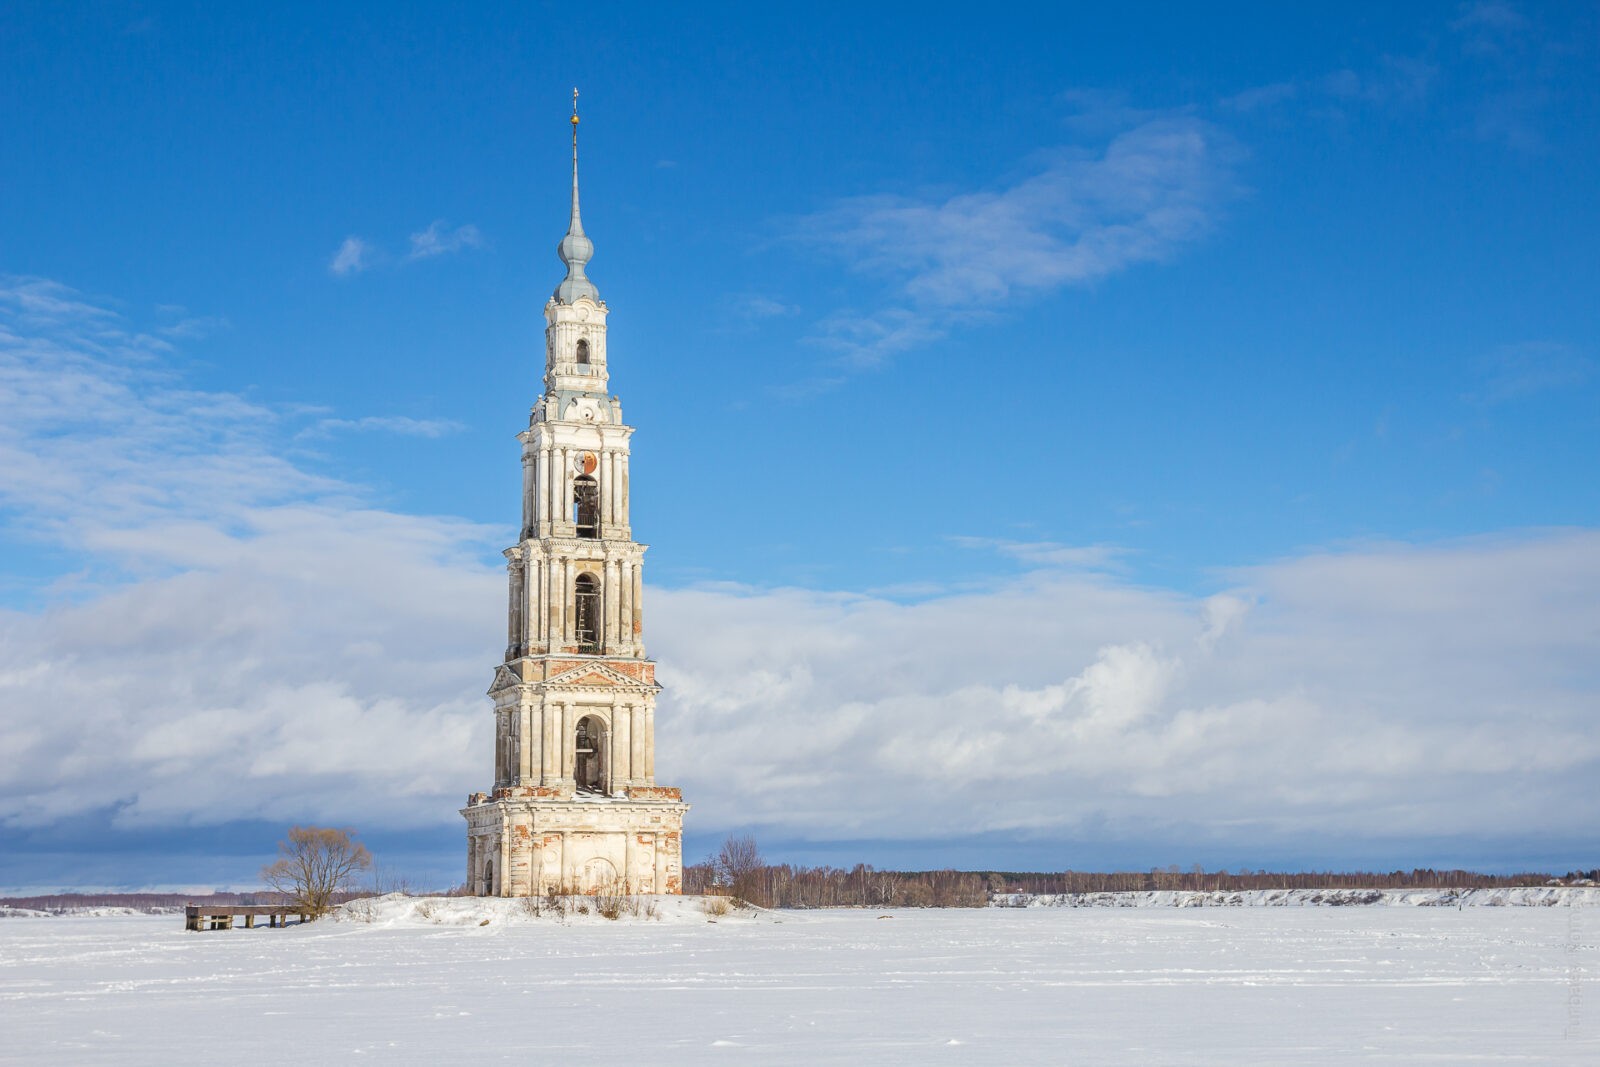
[573,571,602,651]
[572,475,599,538]
[575,338,591,365]
[575,714,609,795]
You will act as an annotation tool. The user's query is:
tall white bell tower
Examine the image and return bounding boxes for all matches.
[462,92,687,896]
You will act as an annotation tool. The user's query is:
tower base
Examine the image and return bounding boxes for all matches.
[461,788,686,896]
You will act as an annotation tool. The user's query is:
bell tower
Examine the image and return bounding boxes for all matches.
[462,92,687,896]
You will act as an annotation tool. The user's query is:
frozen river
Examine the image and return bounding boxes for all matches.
[1,903,1593,1063]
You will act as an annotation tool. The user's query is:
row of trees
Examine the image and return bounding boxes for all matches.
[683,837,1586,909]
[684,853,990,908]
[994,865,1573,894]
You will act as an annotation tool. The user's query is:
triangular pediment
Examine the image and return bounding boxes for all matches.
[487,665,523,694]
[545,661,654,690]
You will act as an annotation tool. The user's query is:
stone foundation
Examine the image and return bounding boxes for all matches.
[462,792,686,896]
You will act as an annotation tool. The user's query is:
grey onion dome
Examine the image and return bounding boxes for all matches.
[554,108,601,304]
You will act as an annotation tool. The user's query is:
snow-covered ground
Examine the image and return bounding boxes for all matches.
[1,900,1594,1063]
[995,886,1600,908]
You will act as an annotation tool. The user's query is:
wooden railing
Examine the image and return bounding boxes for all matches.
[184,904,311,931]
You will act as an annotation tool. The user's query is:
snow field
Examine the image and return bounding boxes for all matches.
[1,904,1594,1064]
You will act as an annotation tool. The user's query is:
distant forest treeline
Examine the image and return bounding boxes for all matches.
[1,892,262,914]
[679,863,1598,909]
[0,891,353,914]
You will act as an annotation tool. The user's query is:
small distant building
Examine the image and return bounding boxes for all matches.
[462,97,687,896]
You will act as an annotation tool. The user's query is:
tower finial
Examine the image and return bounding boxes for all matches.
[555,87,599,304]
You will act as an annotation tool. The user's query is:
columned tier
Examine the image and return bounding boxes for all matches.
[488,654,661,797]
[503,542,647,660]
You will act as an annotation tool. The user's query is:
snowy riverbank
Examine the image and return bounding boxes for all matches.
[993,886,1600,908]
[328,891,777,926]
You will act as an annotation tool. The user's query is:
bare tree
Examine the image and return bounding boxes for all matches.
[260,826,372,917]
[716,834,766,907]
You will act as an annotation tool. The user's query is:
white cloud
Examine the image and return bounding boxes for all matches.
[327,222,484,277]
[791,115,1239,367]
[1452,1,1530,55]
[735,295,798,320]
[805,117,1234,306]
[300,415,464,440]
[329,236,374,277]
[407,221,483,261]
[1470,341,1592,404]
[950,536,1128,570]
[1,278,1596,868]
[650,531,1600,847]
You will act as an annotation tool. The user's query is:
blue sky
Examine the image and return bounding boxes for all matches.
[1,2,1597,890]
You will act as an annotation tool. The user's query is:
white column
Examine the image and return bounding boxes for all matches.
[519,703,535,782]
[562,702,577,783]
[537,556,550,646]
[569,556,582,646]
[540,445,553,534]
[599,450,612,529]
[510,713,521,784]
[524,447,537,537]
[614,705,632,787]
[644,706,655,781]
[606,557,620,647]
[630,703,645,785]
[541,699,556,784]
[507,561,522,653]
[534,559,547,652]
[554,558,565,648]
[558,448,570,530]
[620,561,633,647]
[620,453,630,527]
[631,561,644,651]
[609,451,622,530]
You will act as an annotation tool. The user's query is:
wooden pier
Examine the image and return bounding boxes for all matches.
[184,904,311,931]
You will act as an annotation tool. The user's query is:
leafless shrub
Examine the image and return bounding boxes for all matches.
[259,826,372,918]
[701,895,731,917]
[368,866,414,897]
[590,879,628,920]
[717,834,766,907]
[543,884,570,918]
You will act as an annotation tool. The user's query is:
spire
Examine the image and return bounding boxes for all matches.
[554,88,600,304]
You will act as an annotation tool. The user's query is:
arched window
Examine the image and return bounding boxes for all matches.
[574,572,601,651]
[572,475,599,538]
[575,339,590,365]
[483,859,494,896]
[575,714,607,794]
